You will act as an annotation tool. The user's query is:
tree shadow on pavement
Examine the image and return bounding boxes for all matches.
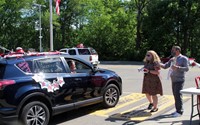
[148,113,200,125]
[122,120,138,125]
[104,109,151,125]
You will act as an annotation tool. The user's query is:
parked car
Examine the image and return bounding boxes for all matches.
[59,47,100,65]
[0,53,122,125]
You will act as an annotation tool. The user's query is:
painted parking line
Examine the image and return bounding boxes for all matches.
[91,93,146,117]
[109,95,176,121]
[91,93,190,122]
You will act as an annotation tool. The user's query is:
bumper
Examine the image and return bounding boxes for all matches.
[91,61,100,65]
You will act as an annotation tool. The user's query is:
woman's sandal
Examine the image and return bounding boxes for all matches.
[147,103,153,110]
[150,108,158,112]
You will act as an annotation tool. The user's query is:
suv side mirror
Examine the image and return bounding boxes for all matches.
[93,64,99,72]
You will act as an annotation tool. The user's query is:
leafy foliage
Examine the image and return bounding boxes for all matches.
[1,0,200,61]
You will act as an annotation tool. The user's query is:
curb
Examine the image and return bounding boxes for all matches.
[100,61,143,65]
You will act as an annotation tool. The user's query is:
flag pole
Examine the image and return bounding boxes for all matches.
[49,0,54,51]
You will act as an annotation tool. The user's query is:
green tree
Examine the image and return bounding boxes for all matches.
[71,0,136,60]
[142,0,200,59]
[133,0,149,49]
[1,0,200,62]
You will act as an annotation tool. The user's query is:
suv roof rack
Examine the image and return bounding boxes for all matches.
[3,51,61,59]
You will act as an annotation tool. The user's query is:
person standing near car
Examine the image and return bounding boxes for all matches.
[142,50,163,112]
[159,46,189,117]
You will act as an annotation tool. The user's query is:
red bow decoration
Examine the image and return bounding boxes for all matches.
[192,61,200,68]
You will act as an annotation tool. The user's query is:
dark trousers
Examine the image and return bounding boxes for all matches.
[172,81,184,114]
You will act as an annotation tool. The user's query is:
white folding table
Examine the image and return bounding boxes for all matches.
[180,87,200,125]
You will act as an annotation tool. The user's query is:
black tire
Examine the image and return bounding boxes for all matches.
[20,101,50,125]
[102,84,120,108]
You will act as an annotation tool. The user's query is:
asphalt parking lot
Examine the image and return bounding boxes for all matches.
[48,61,200,125]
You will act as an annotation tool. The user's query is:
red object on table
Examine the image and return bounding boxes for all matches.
[195,76,200,114]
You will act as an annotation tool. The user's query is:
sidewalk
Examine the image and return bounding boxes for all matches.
[136,97,200,125]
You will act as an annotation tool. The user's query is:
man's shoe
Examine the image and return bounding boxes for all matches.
[147,103,153,110]
[170,111,177,115]
[171,112,182,117]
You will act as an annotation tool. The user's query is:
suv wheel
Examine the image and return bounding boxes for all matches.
[102,84,120,108]
[20,101,50,125]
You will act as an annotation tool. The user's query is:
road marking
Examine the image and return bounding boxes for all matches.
[111,96,189,121]
[109,95,175,121]
[91,93,190,122]
[91,93,146,116]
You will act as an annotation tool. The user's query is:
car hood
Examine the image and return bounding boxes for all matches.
[96,68,118,76]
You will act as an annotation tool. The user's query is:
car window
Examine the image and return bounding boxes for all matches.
[90,48,98,55]
[34,58,66,73]
[66,59,92,73]
[78,49,90,55]
[68,49,76,55]
[75,61,91,73]
[16,61,33,73]
[60,49,67,53]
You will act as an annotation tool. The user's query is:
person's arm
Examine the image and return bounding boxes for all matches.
[144,63,160,75]
[149,69,160,75]
[160,60,171,69]
[173,57,189,72]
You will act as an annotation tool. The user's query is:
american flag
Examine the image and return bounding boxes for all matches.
[55,0,61,15]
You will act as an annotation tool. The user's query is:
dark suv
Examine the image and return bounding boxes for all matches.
[0,53,122,125]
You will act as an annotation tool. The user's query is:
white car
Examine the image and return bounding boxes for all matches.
[60,47,100,65]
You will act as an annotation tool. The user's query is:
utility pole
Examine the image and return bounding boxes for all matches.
[49,0,54,51]
[33,3,45,52]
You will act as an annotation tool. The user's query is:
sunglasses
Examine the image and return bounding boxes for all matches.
[146,55,151,57]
